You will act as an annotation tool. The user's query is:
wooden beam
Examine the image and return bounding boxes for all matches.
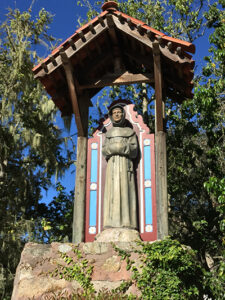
[153,41,163,132]
[72,93,89,243]
[77,52,113,82]
[106,15,118,44]
[162,86,166,130]
[60,50,84,136]
[152,41,168,240]
[140,43,146,56]
[49,55,57,67]
[72,136,87,243]
[155,131,168,240]
[106,14,124,73]
[131,38,137,51]
[68,38,76,51]
[60,52,90,243]
[166,76,193,95]
[147,29,154,40]
[124,50,154,70]
[94,40,102,55]
[80,72,154,89]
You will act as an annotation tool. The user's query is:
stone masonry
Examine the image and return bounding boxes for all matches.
[12,240,143,299]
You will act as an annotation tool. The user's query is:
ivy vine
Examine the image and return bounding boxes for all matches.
[50,246,94,297]
[48,238,215,299]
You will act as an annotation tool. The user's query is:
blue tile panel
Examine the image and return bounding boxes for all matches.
[89,147,98,227]
[144,143,151,180]
[90,149,98,183]
[145,188,152,225]
[144,141,152,226]
[89,191,97,226]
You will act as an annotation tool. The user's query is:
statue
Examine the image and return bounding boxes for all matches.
[85,101,157,242]
[102,104,138,229]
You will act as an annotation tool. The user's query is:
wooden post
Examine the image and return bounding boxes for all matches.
[72,136,88,243]
[153,41,168,239]
[61,50,89,243]
[72,94,89,243]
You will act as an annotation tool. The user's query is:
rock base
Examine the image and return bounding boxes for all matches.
[95,228,141,242]
[12,240,143,299]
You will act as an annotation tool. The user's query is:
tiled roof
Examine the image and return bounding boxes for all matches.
[33,1,195,114]
[32,9,109,72]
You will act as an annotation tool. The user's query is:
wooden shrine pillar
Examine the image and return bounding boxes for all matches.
[153,41,168,239]
[61,51,89,243]
[73,135,88,243]
[72,96,89,243]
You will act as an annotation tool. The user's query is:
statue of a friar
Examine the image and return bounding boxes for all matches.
[102,104,138,229]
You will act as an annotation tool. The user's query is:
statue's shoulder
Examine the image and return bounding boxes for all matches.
[106,127,135,138]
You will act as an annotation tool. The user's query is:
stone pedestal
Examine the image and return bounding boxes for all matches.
[95,228,141,242]
[12,240,142,299]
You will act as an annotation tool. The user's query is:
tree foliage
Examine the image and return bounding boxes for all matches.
[0,8,74,299]
[32,183,74,244]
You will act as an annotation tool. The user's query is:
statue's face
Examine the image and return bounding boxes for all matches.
[112,107,123,123]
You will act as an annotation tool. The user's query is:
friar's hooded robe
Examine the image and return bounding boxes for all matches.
[102,104,138,229]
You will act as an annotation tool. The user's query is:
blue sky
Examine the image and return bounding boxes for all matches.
[0,0,86,37]
[0,0,211,203]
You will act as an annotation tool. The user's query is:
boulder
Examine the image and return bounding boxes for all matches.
[12,241,142,299]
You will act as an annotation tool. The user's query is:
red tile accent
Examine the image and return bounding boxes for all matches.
[141,24,165,36]
[102,1,118,11]
[162,35,195,54]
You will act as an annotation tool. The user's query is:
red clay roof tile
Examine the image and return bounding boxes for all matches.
[102,1,118,11]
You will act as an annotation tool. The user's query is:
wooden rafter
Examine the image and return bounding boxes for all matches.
[80,71,154,89]
[153,41,163,132]
[106,14,124,73]
[124,50,154,70]
[78,51,114,83]
[60,50,84,136]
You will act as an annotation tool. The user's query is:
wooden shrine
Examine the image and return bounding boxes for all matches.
[32,1,195,243]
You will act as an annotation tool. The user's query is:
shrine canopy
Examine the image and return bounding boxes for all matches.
[32,1,195,118]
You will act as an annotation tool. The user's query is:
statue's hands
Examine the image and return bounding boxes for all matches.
[109,142,127,155]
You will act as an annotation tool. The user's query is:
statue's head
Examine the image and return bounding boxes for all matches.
[109,104,125,127]
[112,107,123,122]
